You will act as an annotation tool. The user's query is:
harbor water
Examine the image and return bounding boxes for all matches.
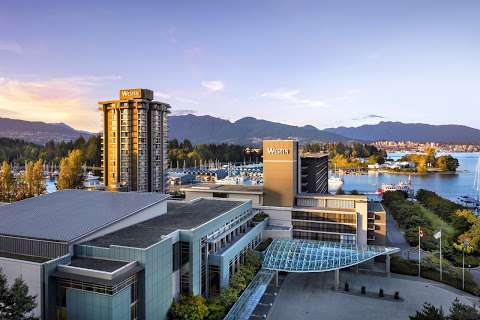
[340,152,480,202]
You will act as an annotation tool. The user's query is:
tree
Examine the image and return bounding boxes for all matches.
[0,268,38,320]
[448,298,480,320]
[32,160,45,196]
[170,295,208,320]
[417,157,428,173]
[425,147,437,167]
[57,149,84,190]
[436,155,459,172]
[206,298,225,320]
[0,161,14,202]
[409,303,446,320]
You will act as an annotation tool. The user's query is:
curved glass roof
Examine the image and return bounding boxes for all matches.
[262,238,400,272]
[224,269,274,320]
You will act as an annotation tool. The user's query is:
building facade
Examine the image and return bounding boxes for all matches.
[99,88,170,192]
[182,139,387,246]
[0,191,266,320]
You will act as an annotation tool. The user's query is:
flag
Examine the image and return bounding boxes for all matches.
[419,228,424,238]
[464,239,468,249]
[433,231,441,239]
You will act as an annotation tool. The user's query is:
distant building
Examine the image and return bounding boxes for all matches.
[299,153,329,194]
[99,88,170,192]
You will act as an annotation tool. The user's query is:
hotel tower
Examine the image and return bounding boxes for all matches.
[99,88,170,192]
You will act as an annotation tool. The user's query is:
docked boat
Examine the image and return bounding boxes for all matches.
[328,176,344,190]
[457,195,479,209]
[378,176,414,197]
[83,172,104,190]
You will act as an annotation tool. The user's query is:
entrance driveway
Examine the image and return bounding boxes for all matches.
[268,271,479,320]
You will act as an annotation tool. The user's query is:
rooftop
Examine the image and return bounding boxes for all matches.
[69,257,130,272]
[0,190,169,242]
[84,199,245,248]
[182,184,263,194]
[0,251,51,263]
[300,152,329,158]
[368,202,386,212]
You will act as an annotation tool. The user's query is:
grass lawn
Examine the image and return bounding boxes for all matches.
[417,205,457,240]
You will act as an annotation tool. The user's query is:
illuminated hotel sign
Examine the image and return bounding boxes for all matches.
[267,147,290,155]
[119,88,154,100]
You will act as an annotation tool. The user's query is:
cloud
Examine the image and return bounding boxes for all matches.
[201,80,224,92]
[260,89,327,107]
[153,91,199,106]
[155,91,171,100]
[336,89,361,103]
[0,75,121,131]
[351,114,386,121]
[365,114,385,119]
[171,109,197,116]
[0,40,22,54]
[175,97,199,105]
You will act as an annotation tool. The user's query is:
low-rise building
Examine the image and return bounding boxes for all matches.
[0,190,265,320]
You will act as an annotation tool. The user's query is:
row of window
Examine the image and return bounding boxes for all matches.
[292,221,356,234]
[292,211,356,224]
[293,231,356,243]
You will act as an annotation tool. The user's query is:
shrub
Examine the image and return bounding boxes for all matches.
[170,295,209,320]
[391,255,480,296]
[255,238,272,252]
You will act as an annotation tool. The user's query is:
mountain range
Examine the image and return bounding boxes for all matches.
[1,115,480,145]
[168,115,348,145]
[325,121,480,144]
[0,117,92,144]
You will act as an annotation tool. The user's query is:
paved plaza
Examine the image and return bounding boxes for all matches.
[267,271,479,320]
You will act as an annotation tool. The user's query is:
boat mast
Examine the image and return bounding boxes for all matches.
[474,157,480,203]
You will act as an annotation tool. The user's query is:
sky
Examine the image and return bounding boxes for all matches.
[0,0,479,132]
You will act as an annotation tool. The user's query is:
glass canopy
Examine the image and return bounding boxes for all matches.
[262,238,400,272]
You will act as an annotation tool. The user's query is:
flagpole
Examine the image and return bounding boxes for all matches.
[418,226,421,278]
[439,230,442,281]
[462,247,465,291]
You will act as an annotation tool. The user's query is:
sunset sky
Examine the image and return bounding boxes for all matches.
[1,0,479,132]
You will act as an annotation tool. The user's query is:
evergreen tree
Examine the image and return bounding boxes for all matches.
[409,303,446,320]
[0,268,38,320]
[448,298,480,320]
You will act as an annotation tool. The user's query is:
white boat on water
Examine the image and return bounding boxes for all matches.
[83,172,103,190]
[457,195,479,209]
[378,176,414,197]
[328,176,344,190]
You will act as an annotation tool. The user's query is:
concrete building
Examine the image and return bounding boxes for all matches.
[182,139,386,246]
[99,88,170,192]
[0,190,266,320]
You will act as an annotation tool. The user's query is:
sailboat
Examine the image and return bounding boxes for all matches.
[458,157,480,211]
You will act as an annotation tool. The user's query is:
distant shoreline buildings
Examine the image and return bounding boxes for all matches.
[374,140,480,153]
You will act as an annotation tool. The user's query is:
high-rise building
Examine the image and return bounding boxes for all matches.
[99,89,170,192]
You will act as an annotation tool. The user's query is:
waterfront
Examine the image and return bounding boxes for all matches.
[341,152,480,202]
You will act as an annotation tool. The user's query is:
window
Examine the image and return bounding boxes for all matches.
[213,192,228,198]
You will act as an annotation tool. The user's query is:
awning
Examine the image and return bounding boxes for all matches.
[262,238,399,272]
